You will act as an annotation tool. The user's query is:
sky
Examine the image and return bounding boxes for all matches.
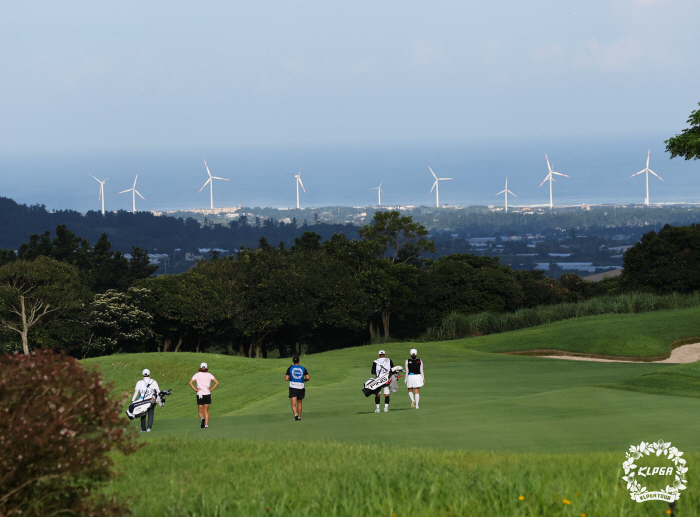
[1,0,699,154]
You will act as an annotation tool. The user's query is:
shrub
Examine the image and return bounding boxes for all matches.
[0,349,141,516]
[423,292,700,341]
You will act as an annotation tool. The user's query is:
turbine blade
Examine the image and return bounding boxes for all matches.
[298,177,306,193]
[135,190,145,200]
[545,153,553,173]
[551,172,570,177]
[630,169,645,177]
[89,173,101,182]
[379,181,383,188]
[496,189,506,195]
[430,180,437,193]
[204,159,213,178]
[539,175,550,188]
[212,176,230,181]
[507,190,517,197]
[199,178,211,192]
[647,149,650,168]
[649,169,664,181]
[118,189,132,194]
[133,174,138,188]
[428,166,438,179]
[439,178,453,180]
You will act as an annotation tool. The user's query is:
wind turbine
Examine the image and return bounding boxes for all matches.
[372,181,384,206]
[539,153,570,209]
[89,174,109,215]
[119,174,145,213]
[294,169,306,209]
[496,177,517,213]
[199,159,230,210]
[428,167,452,208]
[630,149,663,206]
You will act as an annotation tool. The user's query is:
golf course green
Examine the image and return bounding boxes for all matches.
[89,308,700,516]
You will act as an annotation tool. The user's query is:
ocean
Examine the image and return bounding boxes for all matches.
[1,135,698,213]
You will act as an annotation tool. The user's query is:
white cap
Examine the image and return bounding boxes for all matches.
[200,362,208,369]
[378,350,386,355]
[410,348,418,356]
[142,369,150,376]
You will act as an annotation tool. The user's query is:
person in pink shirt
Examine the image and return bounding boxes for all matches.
[189,362,219,428]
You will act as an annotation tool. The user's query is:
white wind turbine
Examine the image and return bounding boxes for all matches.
[89,173,109,215]
[630,149,663,206]
[119,174,145,213]
[372,181,384,206]
[496,177,517,213]
[428,167,452,208]
[539,153,570,209]
[294,169,306,209]
[199,159,230,209]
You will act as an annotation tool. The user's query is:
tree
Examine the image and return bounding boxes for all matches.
[0,257,89,354]
[622,224,700,293]
[357,210,435,264]
[666,102,700,161]
[86,287,154,357]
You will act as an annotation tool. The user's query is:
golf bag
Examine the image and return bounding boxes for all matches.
[126,389,172,420]
[362,366,404,397]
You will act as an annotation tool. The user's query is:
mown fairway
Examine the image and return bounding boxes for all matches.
[88,308,700,516]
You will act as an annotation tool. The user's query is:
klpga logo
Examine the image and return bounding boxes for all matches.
[622,440,688,503]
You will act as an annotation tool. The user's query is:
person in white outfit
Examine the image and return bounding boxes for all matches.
[372,350,394,413]
[132,368,160,432]
[404,349,425,409]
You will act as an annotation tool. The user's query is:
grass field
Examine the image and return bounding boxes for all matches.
[86,308,700,516]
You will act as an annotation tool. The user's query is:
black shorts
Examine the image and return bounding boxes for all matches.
[197,394,212,405]
[289,388,305,400]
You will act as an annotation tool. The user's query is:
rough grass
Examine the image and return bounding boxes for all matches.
[106,438,700,517]
[425,292,700,341]
[602,361,700,398]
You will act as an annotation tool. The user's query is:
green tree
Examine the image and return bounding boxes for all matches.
[666,102,700,160]
[0,257,89,354]
[86,287,154,357]
[357,210,435,264]
[622,224,700,293]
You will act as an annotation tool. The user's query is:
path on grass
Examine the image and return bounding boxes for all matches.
[540,342,700,363]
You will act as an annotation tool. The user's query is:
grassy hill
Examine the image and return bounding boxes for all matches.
[86,308,700,516]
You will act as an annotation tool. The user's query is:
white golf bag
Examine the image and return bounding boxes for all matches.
[126,389,172,420]
[362,366,404,397]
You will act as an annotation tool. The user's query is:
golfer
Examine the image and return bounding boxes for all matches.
[285,356,309,421]
[372,350,394,413]
[132,368,160,432]
[189,362,219,428]
[405,348,425,409]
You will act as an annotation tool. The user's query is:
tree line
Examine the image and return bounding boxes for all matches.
[1,211,694,359]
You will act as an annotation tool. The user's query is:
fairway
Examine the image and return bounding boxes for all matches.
[87,309,700,515]
[86,308,700,452]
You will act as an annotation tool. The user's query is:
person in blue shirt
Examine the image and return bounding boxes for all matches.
[285,356,310,421]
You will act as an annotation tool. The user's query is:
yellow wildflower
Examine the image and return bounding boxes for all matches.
[563,499,571,505]
[518,495,525,501]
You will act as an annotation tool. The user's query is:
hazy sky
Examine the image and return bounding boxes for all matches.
[1,0,699,153]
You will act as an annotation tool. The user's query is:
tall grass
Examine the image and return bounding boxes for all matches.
[108,438,699,517]
[424,292,700,341]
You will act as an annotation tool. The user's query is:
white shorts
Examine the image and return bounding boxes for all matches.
[381,386,390,395]
[406,375,424,388]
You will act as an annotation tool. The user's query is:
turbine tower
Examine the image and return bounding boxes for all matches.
[496,177,516,213]
[199,159,230,210]
[630,149,663,206]
[294,169,306,209]
[89,173,109,215]
[119,173,145,213]
[428,167,453,208]
[539,153,570,209]
[372,181,384,206]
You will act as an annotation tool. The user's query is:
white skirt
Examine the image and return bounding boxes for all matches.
[406,374,424,388]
